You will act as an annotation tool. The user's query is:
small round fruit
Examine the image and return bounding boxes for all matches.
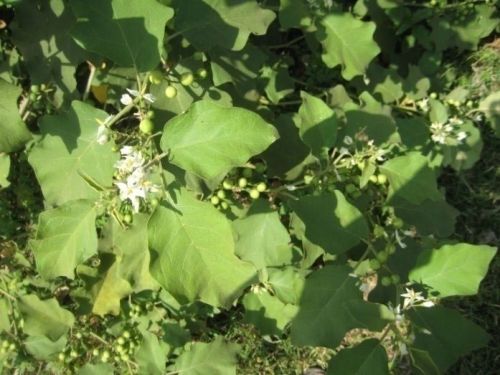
[31,84,40,93]
[238,177,248,188]
[164,85,177,98]
[304,175,314,185]
[369,259,381,270]
[242,168,253,178]
[122,331,131,339]
[58,353,65,362]
[255,163,266,173]
[75,332,83,339]
[150,198,159,208]
[256,182,267,192]
[139,118,154,134]
[381,276,391,287]
[373,225,385,238]
[391,274,401,284]
[210,196,220,205]
[376,251,389,263]
[196,68,208,79]
[249,189,260,199]
[216,190,226,199]
[369,175,378,184]
[146,110,155,119]
[70,350,78,358]
[92,349,99,356]
[430,92,437,99]
[222,180,233,190]
[377,174,387,185]
[149,71,163,85]
[117,337,125,345]
[123,214,132,224]
[221,201,228,210]
[180,72,194,86]
[392,217,404,229]
[386,243,396,254]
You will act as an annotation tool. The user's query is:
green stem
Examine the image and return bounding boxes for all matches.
[268,34,306,50]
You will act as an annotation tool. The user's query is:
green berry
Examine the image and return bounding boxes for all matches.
[70,350,78,358]
[345,184,357,194]
[238,177,248,188]
[92,349,99,356]
[430,93,437,99]
[217,190,226,199]
[304,174,314,185]
[149,70,163,85]
[139,118,154,134]
[180,72,194,86]
[376,251,389,263]
[151,198,159,208]
[58,353,65,362]
[369,175,378,183]
[146,110,155,119]
[386,243,396,254]
[377,174,387,185]
[221,201,228,210]
[255,163,266,173]
[373,225,385,238]
[392,217,404,229]
[117,337,125,345]
[75,332,83,339]
[249,189,260,199]
[31,84,40,93]
[369,259,381,270]
[123,214,132,224]
[222,180,233,190]
[242,168,253,178]
[164,85,177,98]
[391,274,401,284]
[196,68,208,79]
[122,331,131,339]
[256,182,267,192]
[210,196,220,205]
[381,276,391,287]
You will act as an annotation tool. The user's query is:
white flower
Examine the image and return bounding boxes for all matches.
[417,98,429,112]
[343,136,353,145]
[120,93,133,105]
[457,131,467,142]
[143,93,156,103]
[449,116,464,125]
[401,288,426,309]
[115,178,146,213]
[115,148,145,175]
[420,301,435,308]
[120,145,135,156]
[395,230,407,249]
[126,88,140,97]
[96,124,110,145]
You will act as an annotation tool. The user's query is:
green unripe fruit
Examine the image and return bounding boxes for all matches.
[117,337,125,345]
[146,110,155,119]
[216,190,226,199]
[391,274,400,284]
[376,251,389,263]
[210,196,220,205]
[122,331,131,339]
[112,145,119,152]
[222,180,233,190]
[151,198,159,208]
[386,243,396,254]
[221,201,228,209]
[149,71,163,85]
[242,168,253,178]
[256,182,267,192]
[70,350,78,358]
[139,118,154,134]
[238,177,248,188]
[92,349,99,356]
[392,217,404,229]
[164,85,177,98]
[369,259,381,270]
[249,189,260,199]
[346,184,357,194]
[377,174,387,185]
[58,353,65,362]
[381,276,391,287]
[255,163,266,173]
[31,84,40,93]
[180,72,194,86]
[123,214,132,224]
[75,332,82,339]
[373,225,385,238]
[466,100,473,108]
[196,68,208,79]
[369,175,378,183]
[430,92,437,99]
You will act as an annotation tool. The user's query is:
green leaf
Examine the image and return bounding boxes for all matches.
[160,100,278,181]
[0,79,31,153]
[290,191,369,255]
[78,364,115,375]
[478,91,500,137]
[429,99,448,124]
[168,336,239,375]
[368,65,404,104]
[0,154,10,188]
[268,267,306,305]
[136,332,169,375]
[172,0,275,51]
[28,101,118,206]
[19,294,74,341]
[343,92,398,145]
[261,114,310,178]
[242,291,298,335]
[24,335,67,360]
[409,347,441,375]
[409,243,497,297]
[317,13,380,80]
[99,214,158,292]
[261,63,295,104]
[11,0,87,107]
[0,299,10,332]
[297,91,338,156]
[327,339,389,375]
[31,199,97,280]
[279,0,313,29]
[403,66,430,101]
[291,265,393,348]
[233,200,293,269]
[148,190,256,307]
[396,117,429,149]
[380,152,441,205]
[441,120,483,171]
[408,306,490,371]
[70,0,173,72]
[391,196,458,238]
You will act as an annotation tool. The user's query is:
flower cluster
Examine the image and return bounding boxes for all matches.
[400,288,435,309]
[430,116,467,145]
[114,146,159,213]
[120,88,155,106]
